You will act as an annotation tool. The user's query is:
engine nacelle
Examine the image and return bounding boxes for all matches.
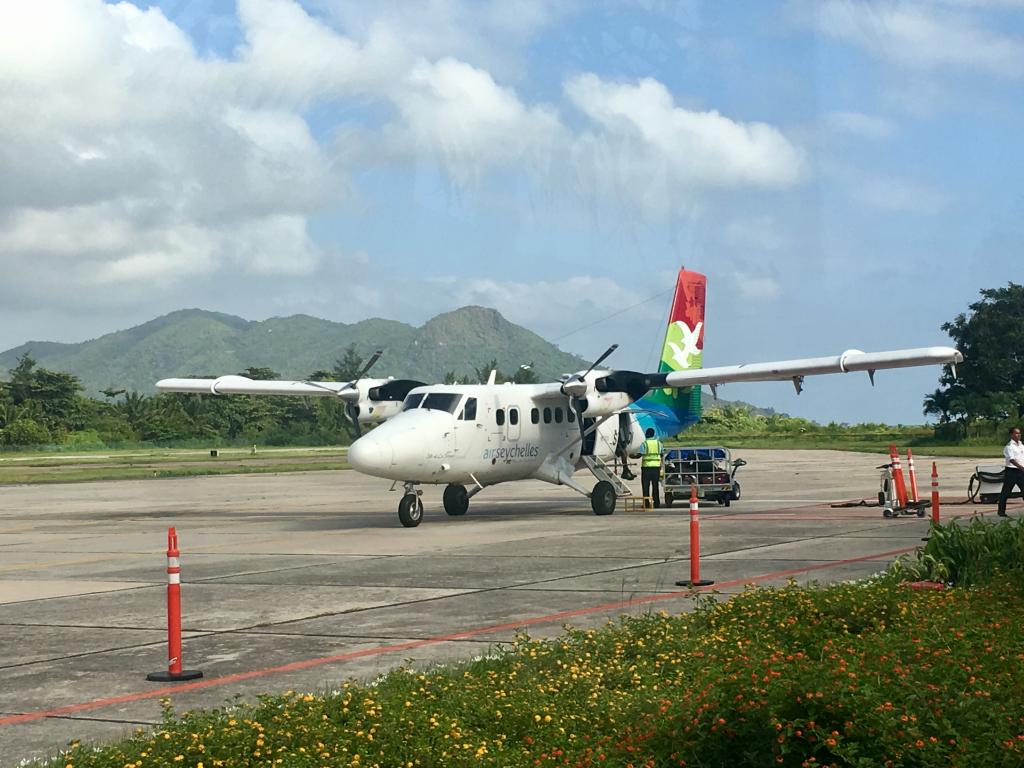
[355,399,403,424]
[353,378,425,425]
[576,391,633,418]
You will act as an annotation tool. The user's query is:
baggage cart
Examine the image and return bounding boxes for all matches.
[662,446,746,507]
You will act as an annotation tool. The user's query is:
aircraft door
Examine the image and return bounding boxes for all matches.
[507,407,521,441]
[454,396,479,456]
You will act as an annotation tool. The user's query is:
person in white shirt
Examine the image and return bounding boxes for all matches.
[998,426,1024,517]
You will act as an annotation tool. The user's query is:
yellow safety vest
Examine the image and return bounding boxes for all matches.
[641,438,663,468]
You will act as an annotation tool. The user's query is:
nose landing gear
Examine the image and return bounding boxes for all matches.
[398,482,424,527]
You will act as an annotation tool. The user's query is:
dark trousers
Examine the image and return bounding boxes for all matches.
[641,466,661,508]
[998,467,1024,515]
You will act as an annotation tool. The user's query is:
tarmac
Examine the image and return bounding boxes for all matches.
[0,448,1017,765]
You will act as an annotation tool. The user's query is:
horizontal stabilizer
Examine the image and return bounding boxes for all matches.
[662,347,963,388]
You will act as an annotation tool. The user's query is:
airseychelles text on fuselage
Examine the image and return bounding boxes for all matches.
[483,444,542,461]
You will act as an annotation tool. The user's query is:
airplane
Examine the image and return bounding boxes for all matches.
[157,268,963,527]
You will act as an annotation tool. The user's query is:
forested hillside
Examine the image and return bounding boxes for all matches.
[0,307,588,397]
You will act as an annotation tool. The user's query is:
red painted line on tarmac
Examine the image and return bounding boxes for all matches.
[0,545,915,728]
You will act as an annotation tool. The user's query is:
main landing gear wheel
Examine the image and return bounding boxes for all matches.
[443,484,469,516]
[398,494,423,528]
[591,480,616,516]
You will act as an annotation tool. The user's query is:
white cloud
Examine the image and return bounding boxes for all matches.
[388,57,564,185]
[811,0,1024,79]
[318,0,575,81]
[564,75,807,213]
[0,0,335,313]
[825,110,896,140]
[235,0,408,105]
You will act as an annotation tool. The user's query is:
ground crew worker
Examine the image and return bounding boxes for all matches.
[998,425,1024,517]
[640,427,664,508]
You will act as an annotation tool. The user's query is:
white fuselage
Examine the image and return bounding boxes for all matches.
[347,382,644,487]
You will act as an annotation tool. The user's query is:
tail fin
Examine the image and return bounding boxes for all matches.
[635,268,706,438]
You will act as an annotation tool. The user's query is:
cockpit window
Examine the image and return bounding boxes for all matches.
[403,393,424,411]
[421,392,462,413]
[458,397,477,421]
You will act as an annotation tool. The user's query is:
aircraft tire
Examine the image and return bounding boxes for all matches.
[591,481,616,516]
[443,484,469,516]
[398,494,423,528]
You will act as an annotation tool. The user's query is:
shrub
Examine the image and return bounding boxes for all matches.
[892,515,1024,587]
[1,417,51,445]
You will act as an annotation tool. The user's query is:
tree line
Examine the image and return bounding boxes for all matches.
[0,348,538,448]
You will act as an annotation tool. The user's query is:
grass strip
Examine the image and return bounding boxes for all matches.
[0,462,351,485]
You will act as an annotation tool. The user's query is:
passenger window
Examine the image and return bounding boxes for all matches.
[496,408,505,426]
[509,408,519,425]
[567,408,576,423]
[554,407,563,423]
[531,408,539,424]
[543,407,552,424]
[459,397,477,421]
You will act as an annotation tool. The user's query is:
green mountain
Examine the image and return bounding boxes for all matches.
[0,307,774,414]
[0,307,590,396]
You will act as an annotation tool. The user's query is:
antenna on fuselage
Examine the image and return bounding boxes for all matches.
[486,370,497,386]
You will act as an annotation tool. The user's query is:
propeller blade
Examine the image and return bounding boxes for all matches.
[345,402,363,439]
[355,349,384,380]
[584,344,619,377]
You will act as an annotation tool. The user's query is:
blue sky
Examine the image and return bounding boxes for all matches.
[0,0,1021,424]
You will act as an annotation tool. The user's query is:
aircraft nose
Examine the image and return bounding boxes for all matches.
[348,434,391,474]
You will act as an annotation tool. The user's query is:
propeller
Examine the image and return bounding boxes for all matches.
[561,344,618,447]
[337,349,384,401]
[338,349,384,438]
[302,349,384,439]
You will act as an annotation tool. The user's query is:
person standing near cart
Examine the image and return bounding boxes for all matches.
[640,428,664,508]
[998,426,1024,517]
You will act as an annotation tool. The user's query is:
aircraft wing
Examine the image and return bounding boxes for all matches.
[156,376,352,397]
[659,346,962,392]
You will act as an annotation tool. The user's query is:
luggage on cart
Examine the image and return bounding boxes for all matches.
[663,446,746,508]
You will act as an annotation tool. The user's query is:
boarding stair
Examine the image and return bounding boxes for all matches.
[582,455,635,498]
